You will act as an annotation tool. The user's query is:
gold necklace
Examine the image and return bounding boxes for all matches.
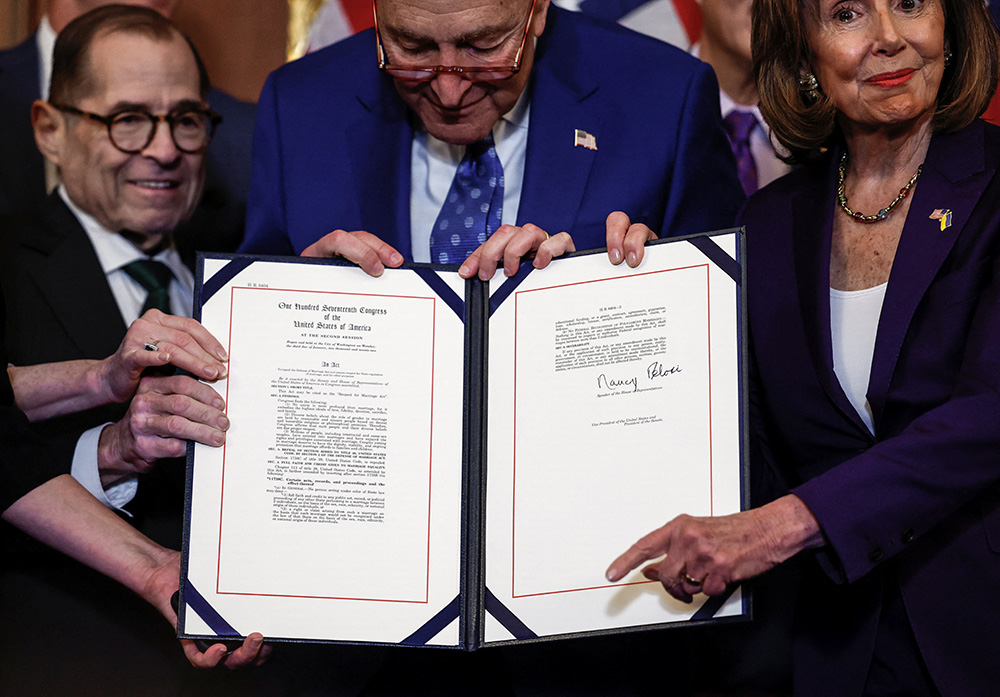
[837,152,922,223]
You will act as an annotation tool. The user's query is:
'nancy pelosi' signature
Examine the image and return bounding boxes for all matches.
[596,360,682,394]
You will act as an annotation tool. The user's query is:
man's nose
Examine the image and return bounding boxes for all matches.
[140,118,182,166]
[431,72,475,107]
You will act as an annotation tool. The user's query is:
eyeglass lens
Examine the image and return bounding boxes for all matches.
[382,67,517,82]
[110,111,213,153]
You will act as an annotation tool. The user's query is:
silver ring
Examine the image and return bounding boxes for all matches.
[682,573,703,587]
[144,341,160,352]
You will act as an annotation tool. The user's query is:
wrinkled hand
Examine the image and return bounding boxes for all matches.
[458,224,576,280]
[605,496,824,603]
[97,375,228,485]
[182,632,270,670]
[101,311,228,403]
[302,229,404,277]
[142,551,272,669]
[605,211,657,268]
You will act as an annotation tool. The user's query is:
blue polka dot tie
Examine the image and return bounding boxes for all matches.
[723,110,759,197]
[429,134,504,265]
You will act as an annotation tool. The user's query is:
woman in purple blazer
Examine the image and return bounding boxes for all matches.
[608,1,1000,695]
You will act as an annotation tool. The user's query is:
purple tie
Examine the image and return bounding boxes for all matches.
[429,135,504,265]
[723,110,759,196]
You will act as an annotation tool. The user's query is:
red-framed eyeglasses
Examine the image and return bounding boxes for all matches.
[374,0,537,82]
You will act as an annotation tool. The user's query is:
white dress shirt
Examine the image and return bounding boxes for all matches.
[410,91,531,262]
[60,187,194,510]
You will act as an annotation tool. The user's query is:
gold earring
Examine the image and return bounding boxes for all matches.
[798,72,822,104]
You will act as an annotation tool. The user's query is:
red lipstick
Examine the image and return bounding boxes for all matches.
[867,69,915,88]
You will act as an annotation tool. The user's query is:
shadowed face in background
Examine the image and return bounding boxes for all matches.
[698,0,753,67]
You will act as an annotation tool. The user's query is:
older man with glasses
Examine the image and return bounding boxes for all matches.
[0,6,276,696]
[240,0,744,282]
[237,1,741,695]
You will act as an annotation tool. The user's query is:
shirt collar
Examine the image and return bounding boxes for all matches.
[37,15,56,102]
[718,88,764,126]
[57,185,189,285]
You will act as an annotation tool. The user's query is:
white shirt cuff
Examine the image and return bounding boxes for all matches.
[70,424,138,513]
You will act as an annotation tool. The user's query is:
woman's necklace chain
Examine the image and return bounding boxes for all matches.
[837,152,923,224]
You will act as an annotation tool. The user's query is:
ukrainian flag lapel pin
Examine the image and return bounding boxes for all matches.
[929,209,953,231]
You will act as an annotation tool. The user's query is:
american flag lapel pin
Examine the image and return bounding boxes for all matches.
[929,208,953,231]
[574,129,597,151]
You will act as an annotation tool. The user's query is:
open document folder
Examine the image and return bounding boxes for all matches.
[180,228,749,650]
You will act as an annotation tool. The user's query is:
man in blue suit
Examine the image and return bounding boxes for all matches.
[240,0,743,276]
[242,3,739,693]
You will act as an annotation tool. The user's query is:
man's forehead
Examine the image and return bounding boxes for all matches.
[380,0,524,38]
[83,30,201,105]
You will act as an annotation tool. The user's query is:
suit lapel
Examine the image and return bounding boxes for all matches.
[349,71,414,259]
[517,8,602,232]
[789,156,867,430]
[21,197,128,359]
[867,122,993,423]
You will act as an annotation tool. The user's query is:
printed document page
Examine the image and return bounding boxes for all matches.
[484,236,745,641]
[184,259,466,645]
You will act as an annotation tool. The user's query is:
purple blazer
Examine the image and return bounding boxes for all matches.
[743,119,1000,697]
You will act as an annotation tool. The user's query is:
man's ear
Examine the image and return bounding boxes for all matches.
[532,0,551,38]
[31,100,67,167]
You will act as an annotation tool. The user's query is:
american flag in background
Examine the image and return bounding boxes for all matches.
[558,0,701,49]
[306,0,373,53]
[304,0,702,53]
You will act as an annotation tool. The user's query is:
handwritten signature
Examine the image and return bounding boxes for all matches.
[647,361,682,379]
[596,360,682,394]
[596,373,639,392]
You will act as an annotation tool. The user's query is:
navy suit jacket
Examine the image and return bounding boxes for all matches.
[240,6,744,258]
[0,33,257,264]
[743,119,1000,697]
